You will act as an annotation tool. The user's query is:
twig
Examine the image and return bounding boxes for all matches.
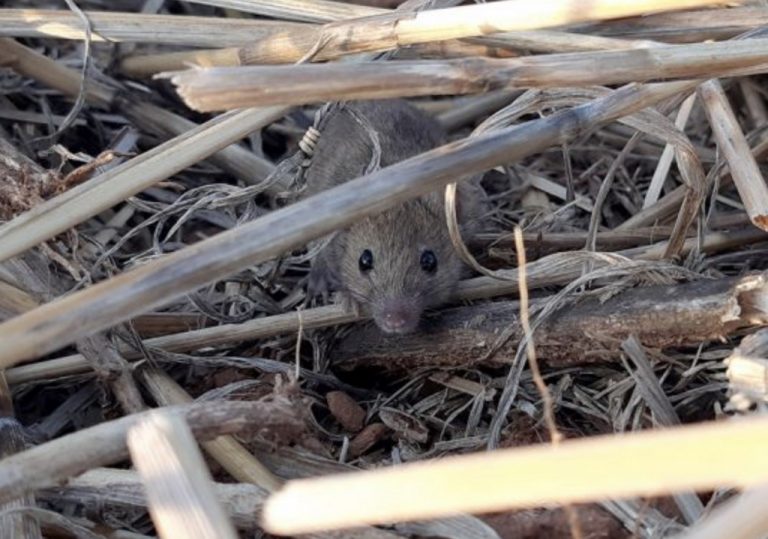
[164,39,768,111]
[333,269,768,370]
[39,467,267,530]
[514,228,581,539]
[514,228,560,442]
[140,369,283,491]
[5,304,357,385]
[40,468,405,538]
[0,400,306,507]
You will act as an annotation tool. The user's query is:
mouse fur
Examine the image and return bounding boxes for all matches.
[303,99,481,334]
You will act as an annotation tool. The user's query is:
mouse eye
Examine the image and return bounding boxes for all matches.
[420,250,437,273]
[359,249,374,273]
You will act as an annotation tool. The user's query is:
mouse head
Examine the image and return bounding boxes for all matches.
[337,193,467,334]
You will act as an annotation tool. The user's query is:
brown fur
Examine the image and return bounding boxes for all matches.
[304,99,480,333]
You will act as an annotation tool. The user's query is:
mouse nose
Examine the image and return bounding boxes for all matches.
[376,301,420,334]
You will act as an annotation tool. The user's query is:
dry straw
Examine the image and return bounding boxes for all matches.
[262,416,768,534]
[167,39,768,111]
[122,0,721,74]
[2,1,768,536]
[0,400,304,507]
[128,413,239,539]
[140,369,283,492]
[0,9,303,47]
[39,468,268,531]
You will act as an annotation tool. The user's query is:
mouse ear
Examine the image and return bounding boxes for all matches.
[457,174,485,226]
[438,175,484,228]
[419,189,444,216]
[421,175,484,229]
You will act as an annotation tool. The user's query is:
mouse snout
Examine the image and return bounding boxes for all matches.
[374,299,421,334]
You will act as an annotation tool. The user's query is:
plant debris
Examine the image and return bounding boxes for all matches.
[2,1,768,538]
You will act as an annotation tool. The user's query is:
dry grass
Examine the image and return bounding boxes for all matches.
[0,1,768,538]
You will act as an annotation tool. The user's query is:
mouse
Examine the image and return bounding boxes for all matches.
[302,99,481,335]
